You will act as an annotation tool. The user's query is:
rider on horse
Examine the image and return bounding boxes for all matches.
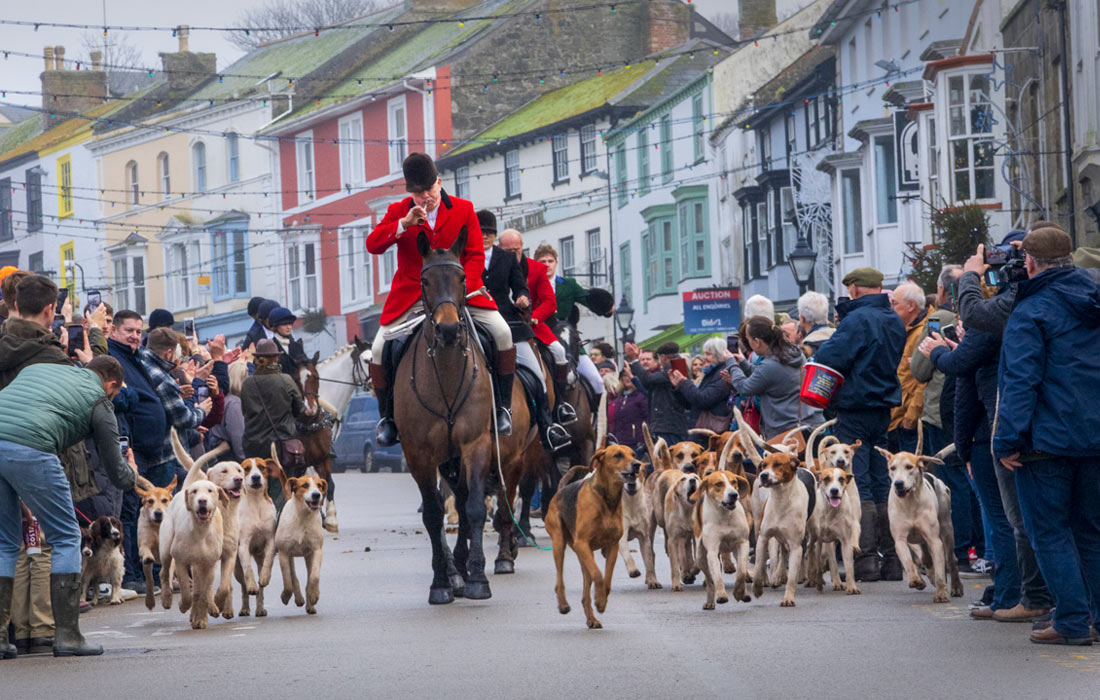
[498,230,579,428]
[478,212,571,453]
[367,153,516,446]
[532,244,610,403]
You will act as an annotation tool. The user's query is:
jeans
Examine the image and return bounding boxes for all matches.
[1014,456,1100,639]
[121,454,178,582]
[835,408,890,503]
[889,426,919,455]
[993,457,1052,609]
[968,444,1020,611]
[0,440,83,576]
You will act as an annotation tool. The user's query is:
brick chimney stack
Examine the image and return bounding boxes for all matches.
[739,0,777,41]
[645,0,691,54]
[91,51,102,71]
[160,25,217,92]
[40,44,108,129]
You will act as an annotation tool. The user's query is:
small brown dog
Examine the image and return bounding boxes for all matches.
[82,516,125,605]
[136,476,178,610]
[545,445,642,629]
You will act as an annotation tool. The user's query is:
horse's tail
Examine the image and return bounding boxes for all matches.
[558,464,592,490]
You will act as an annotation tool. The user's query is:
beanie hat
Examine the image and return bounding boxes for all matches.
[148,308,175,329]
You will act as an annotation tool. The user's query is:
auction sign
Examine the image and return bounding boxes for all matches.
[682,288,741,334]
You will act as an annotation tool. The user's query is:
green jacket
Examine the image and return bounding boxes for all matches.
[0,365,134,490]
[910,307,957,430]
[241,368,303,458]
[89,326,108,356]
[552,276,588,324]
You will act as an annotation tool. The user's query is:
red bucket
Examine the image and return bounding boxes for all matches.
[800,362,844,409]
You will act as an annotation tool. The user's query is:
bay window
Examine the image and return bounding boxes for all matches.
[874,134,898,224]
[947,73,995,202]
[841,168,863,254]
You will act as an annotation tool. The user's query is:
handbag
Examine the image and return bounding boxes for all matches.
[258,386,306,472]
[695,409,731,433]
[741,399,763,434]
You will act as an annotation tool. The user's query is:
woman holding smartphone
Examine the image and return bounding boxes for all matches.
[669,338,735,441]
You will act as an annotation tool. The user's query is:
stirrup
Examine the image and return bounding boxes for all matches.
[376,418,400,446]
[495,408,513,436]
[546,424,571,452]
[555,402,578,426]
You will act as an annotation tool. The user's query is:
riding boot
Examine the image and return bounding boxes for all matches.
[533,383,571,453]
[854,500,881,582]
[496,348,516,436]
[877,502,903,581]
[51,573,103,656]
[551,363,578,425]
[0,577,16,659]
[369,363,399,446]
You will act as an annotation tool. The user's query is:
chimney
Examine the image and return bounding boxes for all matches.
[160,25,217,92]
[739,0,777,42]
[40,44,107,129]
[645,0,691,54]
[91,50,102,72]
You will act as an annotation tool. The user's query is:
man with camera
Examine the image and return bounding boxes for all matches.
[994,224,1100,646]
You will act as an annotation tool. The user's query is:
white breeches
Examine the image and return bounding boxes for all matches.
[371,305,514,362]
[547,340,567,366]
[576,353,604,395]
[515,341,547,392]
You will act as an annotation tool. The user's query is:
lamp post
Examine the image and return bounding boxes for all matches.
[787,231,818,296]
[614,294,635,357]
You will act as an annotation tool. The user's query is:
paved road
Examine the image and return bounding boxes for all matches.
[6,474,1097,698]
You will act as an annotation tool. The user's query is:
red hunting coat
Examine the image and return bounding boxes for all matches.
[523,257,559,346]
[366,191,496,324]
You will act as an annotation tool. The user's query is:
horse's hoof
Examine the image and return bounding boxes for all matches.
[494,559,515,575]
[515,535,534,548]
[463,581,492,600]
[428,587,455,605]
[449,574,466,598]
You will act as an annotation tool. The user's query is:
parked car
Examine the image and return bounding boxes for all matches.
[331,393,406,473]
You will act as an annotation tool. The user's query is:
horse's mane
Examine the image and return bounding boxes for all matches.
[318,344,354,368]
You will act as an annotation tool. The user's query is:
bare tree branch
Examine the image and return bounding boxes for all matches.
[228,0,397,50]
[80,31,153,97]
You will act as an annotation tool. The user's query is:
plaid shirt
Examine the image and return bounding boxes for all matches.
[139,347,206,465]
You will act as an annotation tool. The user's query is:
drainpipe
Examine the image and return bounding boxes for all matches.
[1054,0,1077,247]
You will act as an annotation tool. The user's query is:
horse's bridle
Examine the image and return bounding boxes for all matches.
[419,258,470,353]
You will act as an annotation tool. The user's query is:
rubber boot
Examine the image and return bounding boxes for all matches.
[551,363,578,425]
[877,502,903,581]
[369,363,399,446]
[51,573,103,656]
[0,577,16,659]
[854,501,881,582]
[496,348,517,437]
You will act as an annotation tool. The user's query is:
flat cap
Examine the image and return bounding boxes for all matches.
[1023,225,1072,260]
[841,267,884,288]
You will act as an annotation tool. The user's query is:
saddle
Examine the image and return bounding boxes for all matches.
[380,313,501,384]
[515,365,543,412]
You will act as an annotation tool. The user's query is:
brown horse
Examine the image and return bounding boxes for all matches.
[395,228,534,604]
[289,346,338,533]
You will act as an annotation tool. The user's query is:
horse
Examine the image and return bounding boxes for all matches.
[317,343,372,438]
[287,341,339,533]
[395,227,534,604]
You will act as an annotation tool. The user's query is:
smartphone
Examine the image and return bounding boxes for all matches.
[86,290,101,312]
[943,325,959,343]
[949,282,959,311]
[66,324,84,353]
[670,356,689,377]
[56,288,68,309]
[118,436,130,456]
[927,318,942,335]
[195,386,210,401]
[836,296,851,306]
[184,318,196,340]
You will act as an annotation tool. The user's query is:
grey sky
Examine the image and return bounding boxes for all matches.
[0,0,735,110]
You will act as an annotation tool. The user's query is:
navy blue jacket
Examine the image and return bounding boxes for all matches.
[930,326,1000,421]
[994,268,1100,458]
[107,337,168,456]
[812,294,905,410]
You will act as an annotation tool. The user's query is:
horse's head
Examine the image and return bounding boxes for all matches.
[417,227,468,348]
[295,352,322,416]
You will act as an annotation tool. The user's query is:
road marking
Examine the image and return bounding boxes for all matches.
[1039,651,1100,672]
[85,630,135,639]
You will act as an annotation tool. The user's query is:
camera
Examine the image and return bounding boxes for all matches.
[984,243,1027,287]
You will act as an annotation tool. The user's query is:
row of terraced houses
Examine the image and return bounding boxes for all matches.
[1,0,1098,358]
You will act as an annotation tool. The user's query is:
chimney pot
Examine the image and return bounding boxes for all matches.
[54,46,65,70]
[91,50,102,72]
[178,25,190,53]
[44,46,54,71]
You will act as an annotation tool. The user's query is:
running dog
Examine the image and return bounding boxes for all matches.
[82,516,124,606]
[663,470,701,591]
[618,467,660,589]
[752,452,815,607]
[272,448,327,615]
[546,445,643,629]
[691,470,753,609]
[202,458,246,619]
[876,446,964,603]
[135,476,178,609]
[810,467,862,594]
[235,455,280,617]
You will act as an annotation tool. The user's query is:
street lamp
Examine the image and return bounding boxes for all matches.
[614,294,635,353]
[787,231,818,295]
